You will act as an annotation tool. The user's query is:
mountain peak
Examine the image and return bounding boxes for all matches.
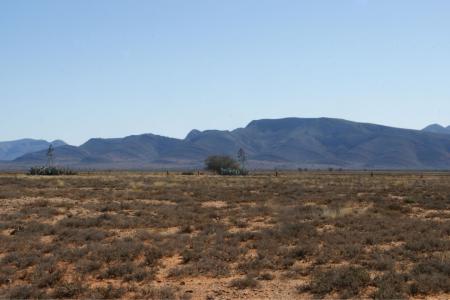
[185,129,202,141]
[422,124,450,134]
[424,123,445,129]
[51,140,67,147]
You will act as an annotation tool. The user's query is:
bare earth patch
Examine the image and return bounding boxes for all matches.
[201,200,228,208]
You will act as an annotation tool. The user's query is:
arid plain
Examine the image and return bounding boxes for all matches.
[0,172,449,299]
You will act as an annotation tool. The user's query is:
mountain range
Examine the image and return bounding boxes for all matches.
[1,118,450,170]
[0,139,66,161]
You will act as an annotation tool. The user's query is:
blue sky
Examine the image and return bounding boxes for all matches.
[1,0,449,145]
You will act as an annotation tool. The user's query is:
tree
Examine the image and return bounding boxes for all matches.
[205,155,239,173]
[237,148,247,170]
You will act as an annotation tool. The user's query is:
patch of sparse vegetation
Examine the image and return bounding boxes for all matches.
[0,171,449,298]
[305,266,371,298]
[372,271,407,299]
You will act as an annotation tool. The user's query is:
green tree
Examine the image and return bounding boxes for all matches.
[204,155,239,173]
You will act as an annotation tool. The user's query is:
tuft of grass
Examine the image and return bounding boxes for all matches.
[230,275,260,289]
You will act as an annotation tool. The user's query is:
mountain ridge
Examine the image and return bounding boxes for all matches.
[2,118,450,170]
[422,124,450,135]
[0,139,66,161]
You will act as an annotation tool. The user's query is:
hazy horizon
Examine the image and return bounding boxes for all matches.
[2,0,450,145]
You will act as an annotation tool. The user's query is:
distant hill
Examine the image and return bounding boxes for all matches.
[3,118,450,170]
[0,139,66,161]
[422,124,450,135]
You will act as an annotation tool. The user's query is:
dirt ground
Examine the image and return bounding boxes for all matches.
[0,171,449,299]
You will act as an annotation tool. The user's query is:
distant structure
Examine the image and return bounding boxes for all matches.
[237,148,247,171]
[46,144,54,167]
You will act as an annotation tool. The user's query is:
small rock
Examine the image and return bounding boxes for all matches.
[185,290,193,293]
[180,281,186,286]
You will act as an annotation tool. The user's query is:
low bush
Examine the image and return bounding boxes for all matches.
[306,266,370,298]
[93,284,126,299]
[230,275,260,289]
[409,258,450,294]
[76,259,102,274]
[28,166,77,176]
[141,286,177,299]
[101,263,135,279]
[220,168,248,176]
[372,271,407,299]
[7,284,45,299]
[257,272,274,281]
[51,281,86,298]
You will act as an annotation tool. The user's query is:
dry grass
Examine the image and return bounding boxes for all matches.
[0,171,449,299]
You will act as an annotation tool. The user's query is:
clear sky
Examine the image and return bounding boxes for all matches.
[1,0,450,145]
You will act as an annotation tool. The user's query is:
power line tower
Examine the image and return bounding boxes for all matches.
[46,144,54,167]
[237,148,247,171]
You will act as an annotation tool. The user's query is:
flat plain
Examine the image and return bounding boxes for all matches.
[0,171,449,299]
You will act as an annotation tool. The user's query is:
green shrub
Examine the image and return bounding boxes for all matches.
[205,155,240,173]
[28,166,77,176]
[219,168,248,176]
[181,172,194,175]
